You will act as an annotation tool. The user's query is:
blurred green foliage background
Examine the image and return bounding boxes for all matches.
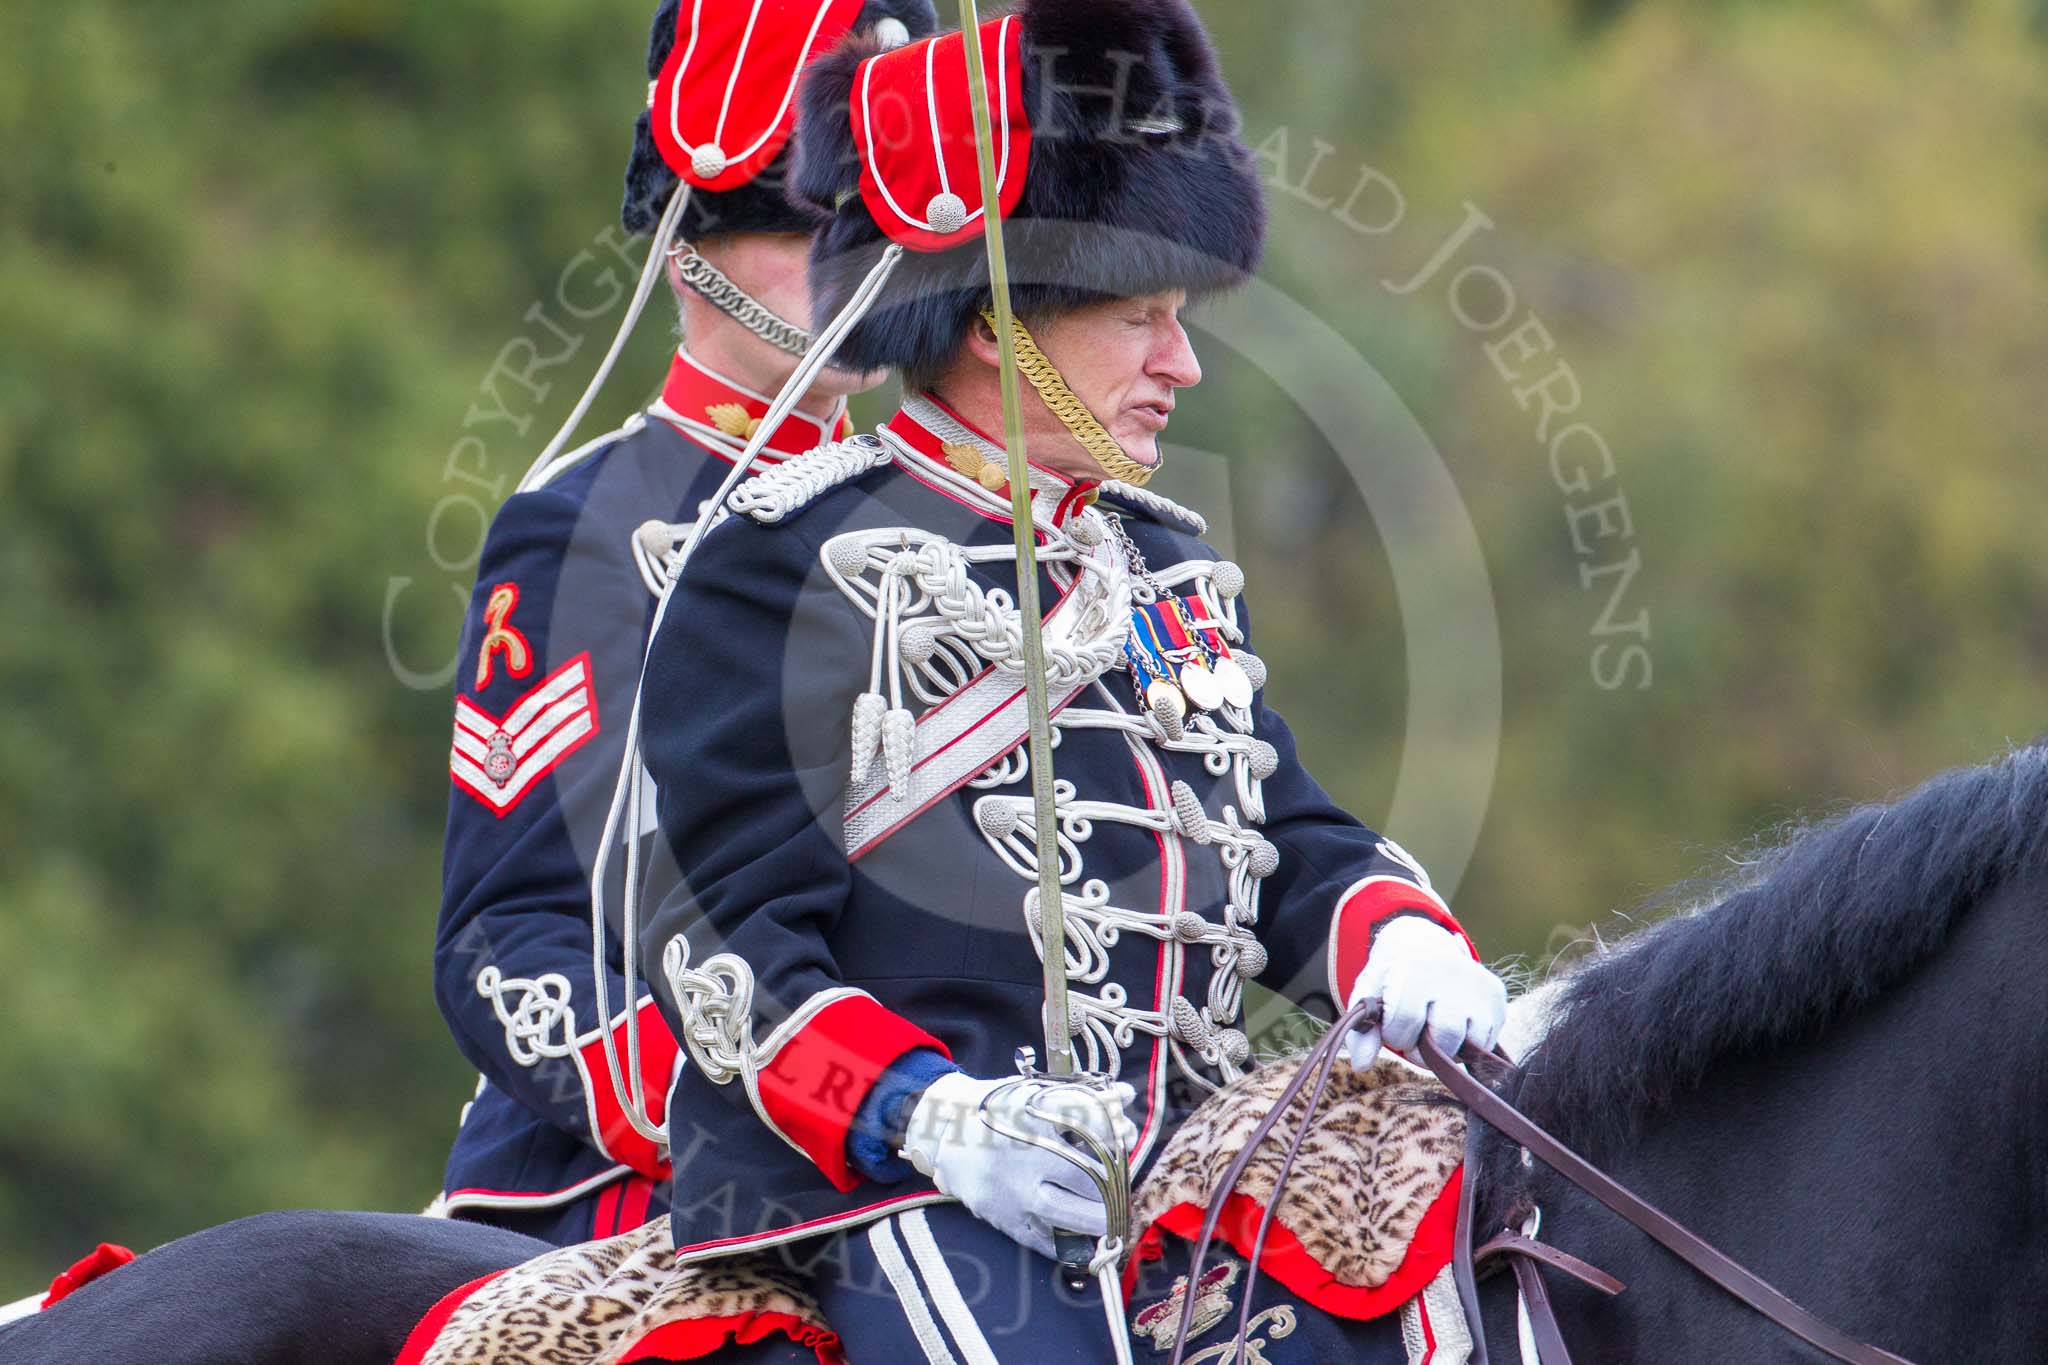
[2,0,2043,1287]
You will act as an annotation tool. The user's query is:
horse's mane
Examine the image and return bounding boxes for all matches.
[1506,742,2048,1162]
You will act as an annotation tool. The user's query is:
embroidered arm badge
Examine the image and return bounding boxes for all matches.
[450,653,600,816]
[475,582,534,690]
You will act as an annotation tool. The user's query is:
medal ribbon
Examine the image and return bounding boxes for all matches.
[1156,598,1218,665]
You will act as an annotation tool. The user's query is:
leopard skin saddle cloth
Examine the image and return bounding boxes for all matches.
[397,1220,837,1365]
[1129,1055,1467,1321]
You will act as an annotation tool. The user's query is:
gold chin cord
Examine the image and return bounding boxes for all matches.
[979,308,1161,488]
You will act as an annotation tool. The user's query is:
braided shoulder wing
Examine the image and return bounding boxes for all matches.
[728,436,893,525]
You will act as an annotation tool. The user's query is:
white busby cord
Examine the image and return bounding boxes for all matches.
[587,241,908,1145]
[515,185,695,495]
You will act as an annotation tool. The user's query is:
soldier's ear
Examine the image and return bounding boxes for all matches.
[963,314,1004,371]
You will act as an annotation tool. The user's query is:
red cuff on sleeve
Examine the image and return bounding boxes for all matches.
[1329,875,1475,1004]
[756,994,952,1193]
[580,997,683,1179]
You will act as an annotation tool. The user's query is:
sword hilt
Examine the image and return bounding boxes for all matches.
[1007,1047,1133,1290]
[1055,1231,1096,1290]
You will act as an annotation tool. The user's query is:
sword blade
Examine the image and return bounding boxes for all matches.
[955,0,1073,1077]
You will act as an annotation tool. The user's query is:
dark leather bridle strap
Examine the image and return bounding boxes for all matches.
[1416,1032,1917,1365]
[1507,1253,1576,1365]
[1473,1231,1624,1297]
[1453,1115,1494,1365]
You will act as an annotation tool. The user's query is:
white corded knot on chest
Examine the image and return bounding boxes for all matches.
[729,436,893,525]
[1169,780,1212,844]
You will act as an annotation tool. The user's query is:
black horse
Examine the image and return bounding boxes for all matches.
[0,1212,552,1365]
[8,746,2044,1363]
[1470,744,2048,1362]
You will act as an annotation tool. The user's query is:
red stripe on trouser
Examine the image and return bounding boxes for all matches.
[593,1183,622,1239]
[619,1175,656,1233]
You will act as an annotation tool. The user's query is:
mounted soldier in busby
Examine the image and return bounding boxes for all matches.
[430,0,936,1247]
[619,0,1508,1356]
[3,3,1974,1363]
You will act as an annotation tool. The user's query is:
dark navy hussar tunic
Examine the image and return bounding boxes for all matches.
[434,348,847,1244]
[639,394,1476,1261]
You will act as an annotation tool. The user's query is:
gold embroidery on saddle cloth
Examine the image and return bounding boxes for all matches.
[1133,1260,1241,1350]
[1185,1307,1298,1365]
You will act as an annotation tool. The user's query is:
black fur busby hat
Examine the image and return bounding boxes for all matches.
[622,0,938,241]
[789,0,1266,378]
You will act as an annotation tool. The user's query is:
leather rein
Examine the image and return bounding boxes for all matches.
[1164,1000,1916,1365]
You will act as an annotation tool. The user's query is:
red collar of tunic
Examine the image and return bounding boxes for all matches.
[654,348,851,463]
[886,392,1100,529]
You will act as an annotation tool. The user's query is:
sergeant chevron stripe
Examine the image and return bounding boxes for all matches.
[450,653,600,816]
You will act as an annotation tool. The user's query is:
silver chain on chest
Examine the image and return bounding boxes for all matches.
[1102,511,1165,604]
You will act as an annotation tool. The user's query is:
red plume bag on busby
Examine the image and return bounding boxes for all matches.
[787,0,1267,379]
[621,0,940,239]
[524,0,937,492]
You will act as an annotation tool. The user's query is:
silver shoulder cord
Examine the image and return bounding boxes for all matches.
[585,212,907,1147]
[515,186,694,496]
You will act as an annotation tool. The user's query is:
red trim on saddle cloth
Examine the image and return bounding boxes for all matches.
[393,1270,511,1365]
[618,1312,846,1364]
[41,1243,135,1308]
[757,995,951,1193]
[582,997,684,1179]
[851,19,1031,253]
[886,397,1099,528]
[1124,1166,1464,1322]
[1329,876,1474,1005]
[650,0,866,194]
[659,349,845,461]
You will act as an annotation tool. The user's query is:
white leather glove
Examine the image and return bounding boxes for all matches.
[899,1071,1137,1259]
[1345,915,1507,1070]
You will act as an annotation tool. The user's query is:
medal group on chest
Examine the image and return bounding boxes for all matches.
[1101,513,1259,742]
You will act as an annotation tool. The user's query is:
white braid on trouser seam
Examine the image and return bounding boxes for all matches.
[899,1210,1001,1365]
[869,1211,1134,1365]
[867,1218,959,1364]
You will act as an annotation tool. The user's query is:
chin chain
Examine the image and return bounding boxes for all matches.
[670,242,813,358]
